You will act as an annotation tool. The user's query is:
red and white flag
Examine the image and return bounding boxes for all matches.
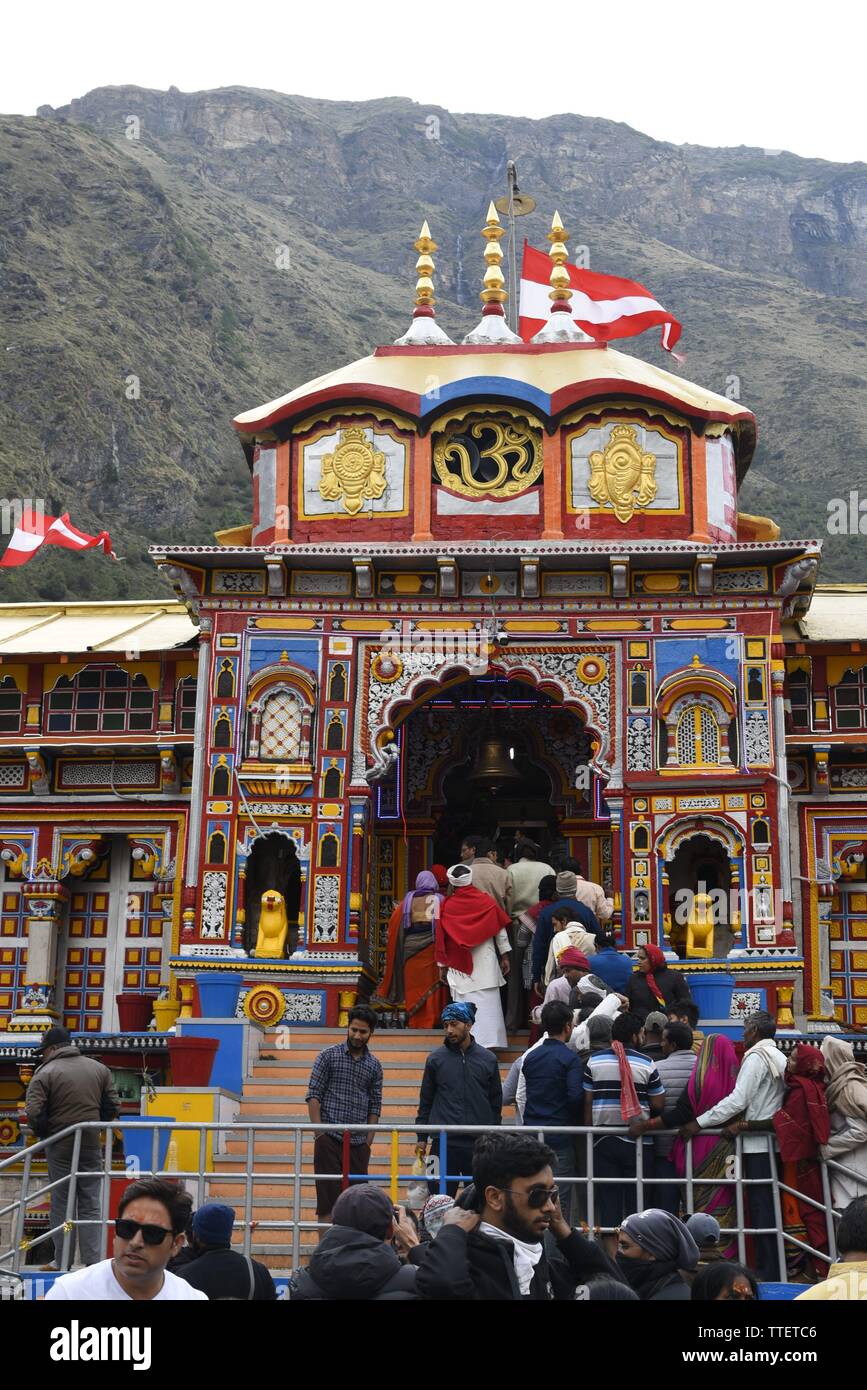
[0,507,116,568]
[518,241,684,359]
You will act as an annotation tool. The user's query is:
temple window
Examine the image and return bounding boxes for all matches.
[674,704,724,768]
[632,823,651,853]
[630,667,649,708]
[832,668,867,730]
[657,669,737,771]
[786,668,811,730]
[746,666,765,703]
[0,676,23,733]
[213,712,232,748]
[246,660,315,763]
[328,663,347,702]
[46,667,156,734]
[325,714,344,750]
[319,832,339,867]
[259,690,304,760]
[323,763,342,797]
[211,760,231,796]
[216,660,235,698]
[176,676,197,732]
[208,831,227,864]
[752,818,771,847]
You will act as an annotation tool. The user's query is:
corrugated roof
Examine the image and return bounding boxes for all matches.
[0,601,198,655]
[789,586,867,643]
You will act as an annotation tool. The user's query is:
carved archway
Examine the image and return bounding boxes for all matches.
[360,642,616,786]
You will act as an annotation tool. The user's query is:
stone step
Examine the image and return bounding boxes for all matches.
[243,1077,423,1095]
[238,1104,421,1122]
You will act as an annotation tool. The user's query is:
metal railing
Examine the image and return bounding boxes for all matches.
[0,1119,860,1278]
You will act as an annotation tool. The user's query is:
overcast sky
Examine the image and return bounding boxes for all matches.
[2,0,864,164]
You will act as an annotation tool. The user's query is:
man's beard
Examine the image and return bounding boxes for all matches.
[501,1192,542,1245]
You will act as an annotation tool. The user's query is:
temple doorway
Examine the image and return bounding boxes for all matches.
[244,832,301,955]
[666,832,736,959]
[368,672,607,984]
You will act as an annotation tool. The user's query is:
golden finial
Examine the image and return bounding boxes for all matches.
[547,210,573,307]
[480,201,508,306]
[530,208,592,343]
[394,219,454,345]
[462,200,521,343]
[414,220,437,309]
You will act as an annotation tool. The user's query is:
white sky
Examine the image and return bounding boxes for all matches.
[1,0,865,164]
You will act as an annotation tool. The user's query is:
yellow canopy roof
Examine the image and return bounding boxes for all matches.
[0,601,198,655]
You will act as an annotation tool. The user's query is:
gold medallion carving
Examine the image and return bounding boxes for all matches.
[588,424,657,523]
[433,417,542,499]
[319,427,387,515]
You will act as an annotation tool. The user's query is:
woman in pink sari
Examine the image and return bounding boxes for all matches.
[670,1035,741,1252]
[630,1033,741,1247]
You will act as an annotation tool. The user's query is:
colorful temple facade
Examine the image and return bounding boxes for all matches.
[1,209,866,1148]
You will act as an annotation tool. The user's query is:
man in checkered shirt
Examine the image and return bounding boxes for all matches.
[306,1005,383,1223]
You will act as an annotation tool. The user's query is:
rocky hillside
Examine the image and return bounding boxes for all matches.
[1,86,866,599]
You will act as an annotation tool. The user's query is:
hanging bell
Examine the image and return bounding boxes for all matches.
[467,735,521,794]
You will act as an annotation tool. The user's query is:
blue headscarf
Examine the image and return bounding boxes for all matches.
[441,1001,476,1025]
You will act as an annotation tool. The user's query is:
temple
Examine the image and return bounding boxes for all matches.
[2,207,866,1154]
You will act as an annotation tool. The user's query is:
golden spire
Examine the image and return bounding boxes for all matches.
[414,220,437,309]
[394,219,454,345]
[530,208,593,344]
[480,201,508,305]
[547,211,573,308]
[462,200,521,344]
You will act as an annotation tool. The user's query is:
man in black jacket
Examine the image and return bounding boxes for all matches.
[415,1132,623,1300]
[289,1184,419,1300]
[25,1026,120,1270]
[176,1203,277,1300]
[415,1001,502,1195]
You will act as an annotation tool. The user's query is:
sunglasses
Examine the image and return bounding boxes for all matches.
[501,1186,560,1209]
[115,1217,174,1246]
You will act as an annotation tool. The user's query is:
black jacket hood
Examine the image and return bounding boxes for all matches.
[306,1226,408,1299]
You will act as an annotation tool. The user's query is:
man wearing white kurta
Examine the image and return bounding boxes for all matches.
[439,864,511,1050]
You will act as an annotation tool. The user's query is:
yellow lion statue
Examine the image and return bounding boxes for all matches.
[255,889,289,958]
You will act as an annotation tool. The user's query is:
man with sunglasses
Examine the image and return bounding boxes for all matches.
[45,1177,207,1300]
[415,1132,621,1300]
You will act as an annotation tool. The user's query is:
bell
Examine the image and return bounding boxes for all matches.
[467,735,521,794]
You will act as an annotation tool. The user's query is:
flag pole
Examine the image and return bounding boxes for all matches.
[495,161,535,334]
[507,163,517,333]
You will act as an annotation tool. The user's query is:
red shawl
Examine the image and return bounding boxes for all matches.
[437,886,511,975]
[774,1044,830,1160]
[774,1044,830,1259]
[643,943,668,1007]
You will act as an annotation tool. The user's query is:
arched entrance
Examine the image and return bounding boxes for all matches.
[367,669,611,983]
[658,819,746,959]
[244,832,301,955]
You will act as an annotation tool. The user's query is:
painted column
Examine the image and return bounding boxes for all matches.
[771,660,793,910]
[183,616,213,933]
[347,796,369,949]
[8,881,69,1033]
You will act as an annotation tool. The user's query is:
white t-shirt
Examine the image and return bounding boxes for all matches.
[45,1258,208,1301]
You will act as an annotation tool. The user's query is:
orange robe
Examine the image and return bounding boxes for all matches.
[381,897,447,1029]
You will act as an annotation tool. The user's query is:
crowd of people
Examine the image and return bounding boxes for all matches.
[21,835,867,1300]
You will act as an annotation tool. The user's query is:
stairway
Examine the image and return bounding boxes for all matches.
[207,1027,527,1272]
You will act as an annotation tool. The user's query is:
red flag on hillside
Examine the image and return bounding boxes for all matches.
[0,508,116,568]
[518,241,684,359]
